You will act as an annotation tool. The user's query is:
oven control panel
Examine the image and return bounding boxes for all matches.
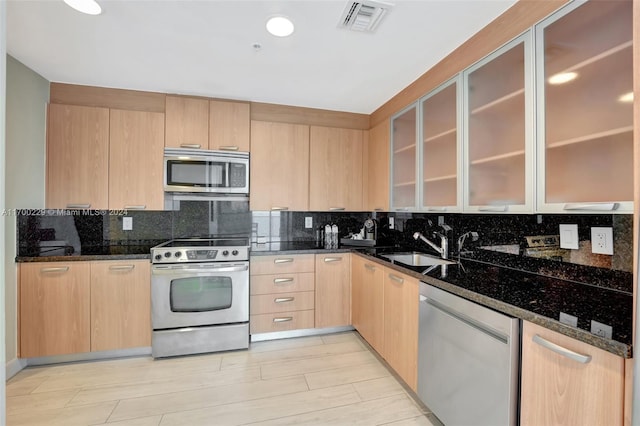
[152,247,249,263]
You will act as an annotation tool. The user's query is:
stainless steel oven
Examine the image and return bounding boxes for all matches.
[151,238,249,358]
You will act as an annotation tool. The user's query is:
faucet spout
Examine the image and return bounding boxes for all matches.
[413,231,449,259]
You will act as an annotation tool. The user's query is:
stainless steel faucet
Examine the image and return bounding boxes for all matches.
[457,231,479,254]
[413,231,449,260]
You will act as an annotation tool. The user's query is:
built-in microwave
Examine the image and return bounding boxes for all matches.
[164,148,249,194]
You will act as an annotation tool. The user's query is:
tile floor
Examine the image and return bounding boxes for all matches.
[6,331,440,426]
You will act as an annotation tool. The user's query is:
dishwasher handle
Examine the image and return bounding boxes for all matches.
[532,334,592,364]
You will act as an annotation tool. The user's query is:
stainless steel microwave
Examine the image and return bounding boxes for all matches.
[164,148,249,194]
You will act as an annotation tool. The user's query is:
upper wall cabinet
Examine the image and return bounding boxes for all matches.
[420,77,462,212]
[165,96,250,152]
[463,32,534,213]
[46,104,110,210]
[390,104,418,211]
[309,126,364,211]
[535,0,633,213]
[365,120,390,212]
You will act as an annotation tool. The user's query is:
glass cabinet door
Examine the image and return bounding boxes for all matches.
[536,0,633,212]
[391,104,418,210]
[464,33,534,212]
[420,77,461,211]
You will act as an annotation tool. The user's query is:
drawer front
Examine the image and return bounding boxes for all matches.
[250,272,315,295]
[250,310,315,334]
[250,291,315,315]
[250,254,315,275]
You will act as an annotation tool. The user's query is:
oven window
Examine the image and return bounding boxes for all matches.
[170,276,232,312]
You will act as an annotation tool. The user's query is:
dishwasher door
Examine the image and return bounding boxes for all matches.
[417,283,520,426]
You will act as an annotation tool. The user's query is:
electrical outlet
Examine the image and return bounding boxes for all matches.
[122,217,133,231]
[590,320,613,339]
[305,217,313,229]
[437,216,444,226]
[559,224,578,249]
[559,312,578,327]
[591,226,613,255]
[389,217,395,229]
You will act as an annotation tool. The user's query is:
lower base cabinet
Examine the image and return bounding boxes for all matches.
[520,321,624,426]
[315,253,351,328]
[19,260,151,358]
[351,254,384,354]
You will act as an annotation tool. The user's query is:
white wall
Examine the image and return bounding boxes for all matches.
[4,55,48,378]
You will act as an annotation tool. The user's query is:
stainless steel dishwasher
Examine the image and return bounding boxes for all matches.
[417,283,520,426]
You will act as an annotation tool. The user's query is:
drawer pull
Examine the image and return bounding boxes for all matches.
[124,205,146,210]
[219,145,239,151]
[364,264,376,271]
[389,274,404,284]
[532,334,592,364]
[273,317,293,323]
[274,258,294,264]
[109,265,135,271]
[329,207,345,211]
[274,297,295,303]
[273,277,294,284]
[40,267,70,273]
[324,257,342,263]
[271,206,289,211]
[180,144,201,149]
[66,204,90,209]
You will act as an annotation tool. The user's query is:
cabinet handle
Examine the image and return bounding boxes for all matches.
[274,258,294,264]
[271,206,289,211]
[324,257,342,263]
[124,205,146,210]
[273,277,294,284]
[563,203,618,212]
[329,207,345,211]
[388,274,404,284]
[274,297,295,303]
[532,334,592,364]
[478,205,508,212]
[109,265,135,271]
[374,208,384,211]
[180,144,201,149]
[364,264,376,271]
[273,317,293,323]
[426,207,447,212]
[66,204,90,209]
[219,145,239,151]
[396,207,409,211]
[40,267,69,273]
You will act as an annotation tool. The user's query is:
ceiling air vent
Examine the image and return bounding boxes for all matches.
[338,0,393,33]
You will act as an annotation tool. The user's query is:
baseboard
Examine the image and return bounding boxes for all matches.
[6,357,28,380]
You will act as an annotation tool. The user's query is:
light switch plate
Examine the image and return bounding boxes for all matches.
[122,217,133,231]
[591,226,613,255]
[389,217,395,230]
[305,217,313,229]
[559,224,578,249]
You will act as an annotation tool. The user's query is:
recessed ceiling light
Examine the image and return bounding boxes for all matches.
[547,71,578,85]
[618,92,634,103]
[266,16,294,37]
[64,0,102,15]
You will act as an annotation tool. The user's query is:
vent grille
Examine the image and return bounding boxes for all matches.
[338,0,393,33]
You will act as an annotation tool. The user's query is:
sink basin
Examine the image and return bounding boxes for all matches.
[381,252,455,267]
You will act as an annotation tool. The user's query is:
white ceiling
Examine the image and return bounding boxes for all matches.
[7,0,517,114]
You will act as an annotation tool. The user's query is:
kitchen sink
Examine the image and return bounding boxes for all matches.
[381,252,455,267]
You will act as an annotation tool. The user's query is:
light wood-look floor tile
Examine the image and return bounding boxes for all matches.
[6,331,430,426]
[382,415,439,426]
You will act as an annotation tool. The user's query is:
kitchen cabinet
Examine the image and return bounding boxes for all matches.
[109,108,165,210]
[46,103,110,210]
[364,120,390,212]
[249,254,315,334]
[390,103,418,211]
[90,260,151,352]
[520,321,624,426]
[351,254,384,354]
[20,262,91,357]
[383,268,419,390]
[250,121,310,211]
[420,77,461,211]
[165,95,209,149]
[209,100,250,152]
[309,126,363,211]
[463,32,534,213]
[315,253,351,328]
[535,0,633,213]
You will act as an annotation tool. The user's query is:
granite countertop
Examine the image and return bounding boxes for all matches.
[16,244,157,262]
[250,241,354,255]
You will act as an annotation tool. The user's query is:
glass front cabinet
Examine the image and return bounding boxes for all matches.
[535,0,633,213]
[390,104,418,211]
[463,32,535,213]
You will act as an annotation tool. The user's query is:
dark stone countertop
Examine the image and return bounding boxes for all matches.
[16,244,156,262]
[250,241,354,255]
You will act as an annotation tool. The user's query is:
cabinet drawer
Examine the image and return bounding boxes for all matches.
[250,272,315,295]
[250,291,315,315]
[250,310,315,334]
[250,254,315,275]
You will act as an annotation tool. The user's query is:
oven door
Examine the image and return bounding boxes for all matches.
[151,262,249,330]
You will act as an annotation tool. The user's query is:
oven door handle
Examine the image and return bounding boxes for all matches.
[152,264,249,273]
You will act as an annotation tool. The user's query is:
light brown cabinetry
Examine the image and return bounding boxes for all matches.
[165,96,209,149]
[364,121,390,212]
[315,253,351,328]
[249,254,315,334]
[383,268,419,391]
[351,254,384,354]
[19,262,91,357]
[90,260,151,352]
[520,321,624,426]
[309,126,363,211]
[109,109,165,210]
[250,121,310,211]
[209,100,250,152]
[46,104,110,209]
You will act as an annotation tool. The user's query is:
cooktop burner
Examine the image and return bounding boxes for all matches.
[151,237,250,264]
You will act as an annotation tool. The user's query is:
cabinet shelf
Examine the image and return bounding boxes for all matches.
[471,150,525,165]
[394,144,416,155]
[393,181,416,188]
[549,40,632,79]
[547,126,632,149]
[424,174,456,183]
[471,89,524,115]
[424,128,456,144]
